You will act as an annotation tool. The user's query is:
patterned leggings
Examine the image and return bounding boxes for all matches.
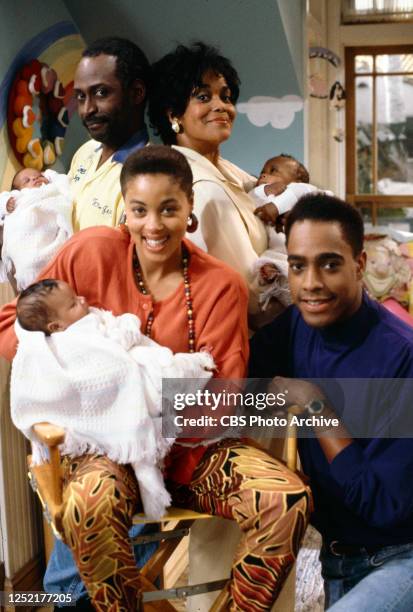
[61,440,311,611]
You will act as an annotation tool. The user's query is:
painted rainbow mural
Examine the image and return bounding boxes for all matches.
[0,21,84,190]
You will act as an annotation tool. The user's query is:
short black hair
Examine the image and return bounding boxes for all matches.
[279,153,309,183]
[82,37,150,92]
[149,41,240,144]
[120,145,193,198]
[285,194,364,257]
[16,279,59,334]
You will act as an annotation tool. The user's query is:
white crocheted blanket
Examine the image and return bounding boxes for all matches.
[11,308,214,518]
[0,170,73,290]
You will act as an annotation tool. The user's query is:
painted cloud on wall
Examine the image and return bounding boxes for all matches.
[237,95,303,129]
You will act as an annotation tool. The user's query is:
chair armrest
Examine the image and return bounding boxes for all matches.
[30,422,66,520]
[245,404,302,472]
[33,422,65,447]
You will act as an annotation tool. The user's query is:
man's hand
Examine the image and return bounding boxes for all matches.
[254,202,279,225]
[268,377,353,463]
[267,376,326,411]
[6,197,16,213]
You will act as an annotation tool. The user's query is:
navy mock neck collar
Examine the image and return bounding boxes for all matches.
[315,292,378,349]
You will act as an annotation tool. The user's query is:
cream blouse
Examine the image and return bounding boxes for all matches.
[174,146,269,314]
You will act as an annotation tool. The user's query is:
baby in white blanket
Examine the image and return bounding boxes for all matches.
[0,168,73,291]
[249,154,333,309]
[12,279,214,518]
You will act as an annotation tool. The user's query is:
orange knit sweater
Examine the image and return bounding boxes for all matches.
[0,225,249,483]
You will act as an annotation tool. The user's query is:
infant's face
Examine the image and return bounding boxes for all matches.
[14,168,49,190]
[47,281,89,332]
[257,156,298,187]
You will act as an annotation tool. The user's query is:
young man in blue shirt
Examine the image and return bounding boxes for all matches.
[249,194,413,611]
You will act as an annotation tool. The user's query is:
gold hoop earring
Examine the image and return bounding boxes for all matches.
[187,213,199,233]
[171,118,181,134]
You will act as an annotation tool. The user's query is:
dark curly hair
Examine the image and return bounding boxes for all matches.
[82,37,150,93]
[148,42,240,144]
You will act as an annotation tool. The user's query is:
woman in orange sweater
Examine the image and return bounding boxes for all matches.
[0,146,310,612]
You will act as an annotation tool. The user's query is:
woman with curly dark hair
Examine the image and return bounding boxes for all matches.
[149,42,286,327]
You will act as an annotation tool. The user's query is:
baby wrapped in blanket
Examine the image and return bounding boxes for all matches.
[11,279,214,519]
[0,168,73,290]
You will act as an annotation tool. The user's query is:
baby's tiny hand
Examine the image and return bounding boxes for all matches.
[260,263,280,284]
[264,180,287,197]
[6,197,16,213]
[254,203,279,225]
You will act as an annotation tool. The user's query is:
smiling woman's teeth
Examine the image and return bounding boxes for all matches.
[145,238,167,248]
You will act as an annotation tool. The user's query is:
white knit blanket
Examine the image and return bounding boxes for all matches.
[11,308,214,518]
[0,170,73,290]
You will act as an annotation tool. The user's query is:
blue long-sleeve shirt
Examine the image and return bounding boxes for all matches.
[249,294,413,547]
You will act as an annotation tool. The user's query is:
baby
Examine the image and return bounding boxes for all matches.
[249,155,332,308]
[0,168,73,291]
[1,168,51,218]
[12,279,214,519]
[251,154,322,225]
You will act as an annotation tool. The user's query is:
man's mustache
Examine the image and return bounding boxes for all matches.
[82,115,109,128]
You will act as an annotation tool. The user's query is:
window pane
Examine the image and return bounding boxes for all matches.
[355,55,373,73]
[343,0,413,24]
[376,54,413,73]
[361,206,413,230]
[376,75,413,195]
[356,76,373,193]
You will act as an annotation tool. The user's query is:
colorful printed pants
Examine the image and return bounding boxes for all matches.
[61,440,311,611]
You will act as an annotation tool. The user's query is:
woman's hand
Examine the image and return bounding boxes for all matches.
[254,203,279,225]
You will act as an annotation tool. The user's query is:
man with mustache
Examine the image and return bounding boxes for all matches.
[250,193,413,611]
[70,37,150,231]
[43,38,152,610]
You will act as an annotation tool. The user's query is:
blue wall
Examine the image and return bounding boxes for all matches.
[277,0,305,95]
[64,0,305,176]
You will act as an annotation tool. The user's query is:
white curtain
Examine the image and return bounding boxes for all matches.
[343,0,413,22]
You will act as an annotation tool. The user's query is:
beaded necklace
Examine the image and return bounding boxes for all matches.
[132,245,196,353]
